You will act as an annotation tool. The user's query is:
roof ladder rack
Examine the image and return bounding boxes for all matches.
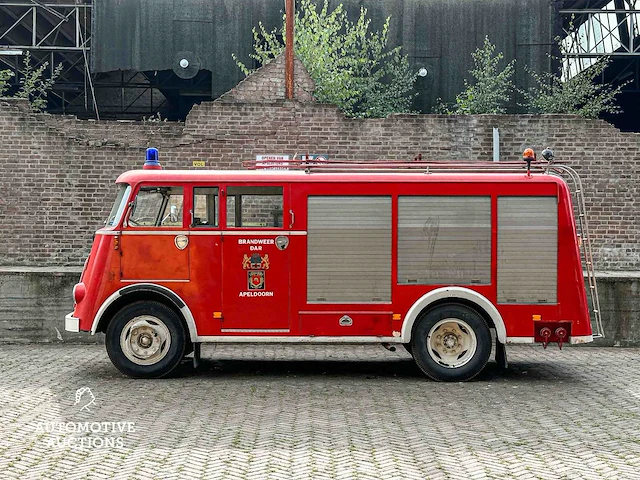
[244,158,556,174]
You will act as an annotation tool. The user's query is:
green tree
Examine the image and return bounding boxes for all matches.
[234,0,416,118]
[0,52,62,111]
[438,36,516,114]
[524,56,627,119]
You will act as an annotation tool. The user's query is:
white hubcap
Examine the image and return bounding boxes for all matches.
[120,316,171,366]
[426,318,477,369]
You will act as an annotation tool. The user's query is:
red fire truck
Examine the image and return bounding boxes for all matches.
[65,148,603,381]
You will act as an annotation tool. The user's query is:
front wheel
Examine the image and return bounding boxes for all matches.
[106,301,186,378]
[411,303,491,382]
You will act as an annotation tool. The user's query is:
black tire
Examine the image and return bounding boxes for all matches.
[410,303,491,382]
[402,343,413,356]
[106,301,186,378]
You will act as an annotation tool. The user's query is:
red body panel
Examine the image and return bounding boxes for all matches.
[71,170,592,342]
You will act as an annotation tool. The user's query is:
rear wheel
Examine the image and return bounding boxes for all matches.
[411,303,491,382]
[106,301,186,378]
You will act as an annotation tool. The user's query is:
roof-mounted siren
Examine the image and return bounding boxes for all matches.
[144,147,162,170]
[541,147,554,163]
[523,148,536,177]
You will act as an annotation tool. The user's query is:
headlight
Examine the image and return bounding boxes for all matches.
[73,283,86,304]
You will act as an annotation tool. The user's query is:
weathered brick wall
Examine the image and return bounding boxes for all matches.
[0,55,638,270]
[219,54,315,103]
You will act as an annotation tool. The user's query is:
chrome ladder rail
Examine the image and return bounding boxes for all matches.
[547,164,604,339]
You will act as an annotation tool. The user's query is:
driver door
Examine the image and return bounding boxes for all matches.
[120,185,190,281]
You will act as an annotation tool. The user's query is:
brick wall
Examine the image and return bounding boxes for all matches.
[219,53,315,103]
[0,55,638,270]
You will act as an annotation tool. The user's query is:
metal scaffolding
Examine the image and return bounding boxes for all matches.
[0,1,98,115]
[560,1,640,76]
[0,0,175,118]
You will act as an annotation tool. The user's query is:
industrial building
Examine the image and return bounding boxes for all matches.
[0,0,638,130]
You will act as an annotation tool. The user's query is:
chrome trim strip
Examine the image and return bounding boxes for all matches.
[120,230,188,235]
[194,336,402,343]
[506,337,535,344]
[189,231,222,236]
[306,302,392,305]
[96,230,308,236]
[299,310,394,315]
[570,335,593,344]
[222,231,307,236]
[220,328,290,333]
[120,279,189,283]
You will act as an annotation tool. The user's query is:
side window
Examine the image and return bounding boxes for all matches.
[226,186,283,228]
[129,186,183,227]
[193,187,219,227]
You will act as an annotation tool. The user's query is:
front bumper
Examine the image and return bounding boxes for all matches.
[65,313,80,332]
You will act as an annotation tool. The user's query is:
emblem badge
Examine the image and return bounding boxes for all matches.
[242,253,270,270]
[275,236,289,251]
[174,235,189,250]
[248,270,265,290]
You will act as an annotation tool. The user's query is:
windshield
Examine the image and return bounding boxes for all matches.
[105,184,131,227]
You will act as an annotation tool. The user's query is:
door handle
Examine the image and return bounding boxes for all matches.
[289,209,294,229]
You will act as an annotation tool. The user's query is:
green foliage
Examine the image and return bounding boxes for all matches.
[524,56,627,119]
[233,0,416,118]
[0,52,62,111]
[0,69,14,97]
[442,32,627,119]
[15,52,63,111]
[438,36,516,114]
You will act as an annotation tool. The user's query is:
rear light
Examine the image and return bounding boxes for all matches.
[73,283,86,304]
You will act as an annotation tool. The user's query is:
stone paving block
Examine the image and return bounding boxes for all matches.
[0,344,640,479]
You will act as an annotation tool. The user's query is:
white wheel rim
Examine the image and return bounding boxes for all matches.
[426,317,477,369]
[120,315,172,366]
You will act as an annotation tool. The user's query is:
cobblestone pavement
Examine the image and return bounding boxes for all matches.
[0,344,639,480]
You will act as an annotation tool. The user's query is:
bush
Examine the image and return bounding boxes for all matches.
[437,37,516,114]
[524,56,627,119]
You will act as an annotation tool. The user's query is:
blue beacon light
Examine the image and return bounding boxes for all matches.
[143,147,162,170]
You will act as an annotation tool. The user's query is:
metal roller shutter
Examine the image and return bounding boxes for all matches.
[307,196,392,303]
[398,196,491,285]
[497,196,557,304]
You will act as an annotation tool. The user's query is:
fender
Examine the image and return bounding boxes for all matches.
[401,286,506,344]
[90,283,198,342]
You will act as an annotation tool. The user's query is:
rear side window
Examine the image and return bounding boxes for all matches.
[226,186,283,228]
[129,186,183,227]
[193,187,219,227]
